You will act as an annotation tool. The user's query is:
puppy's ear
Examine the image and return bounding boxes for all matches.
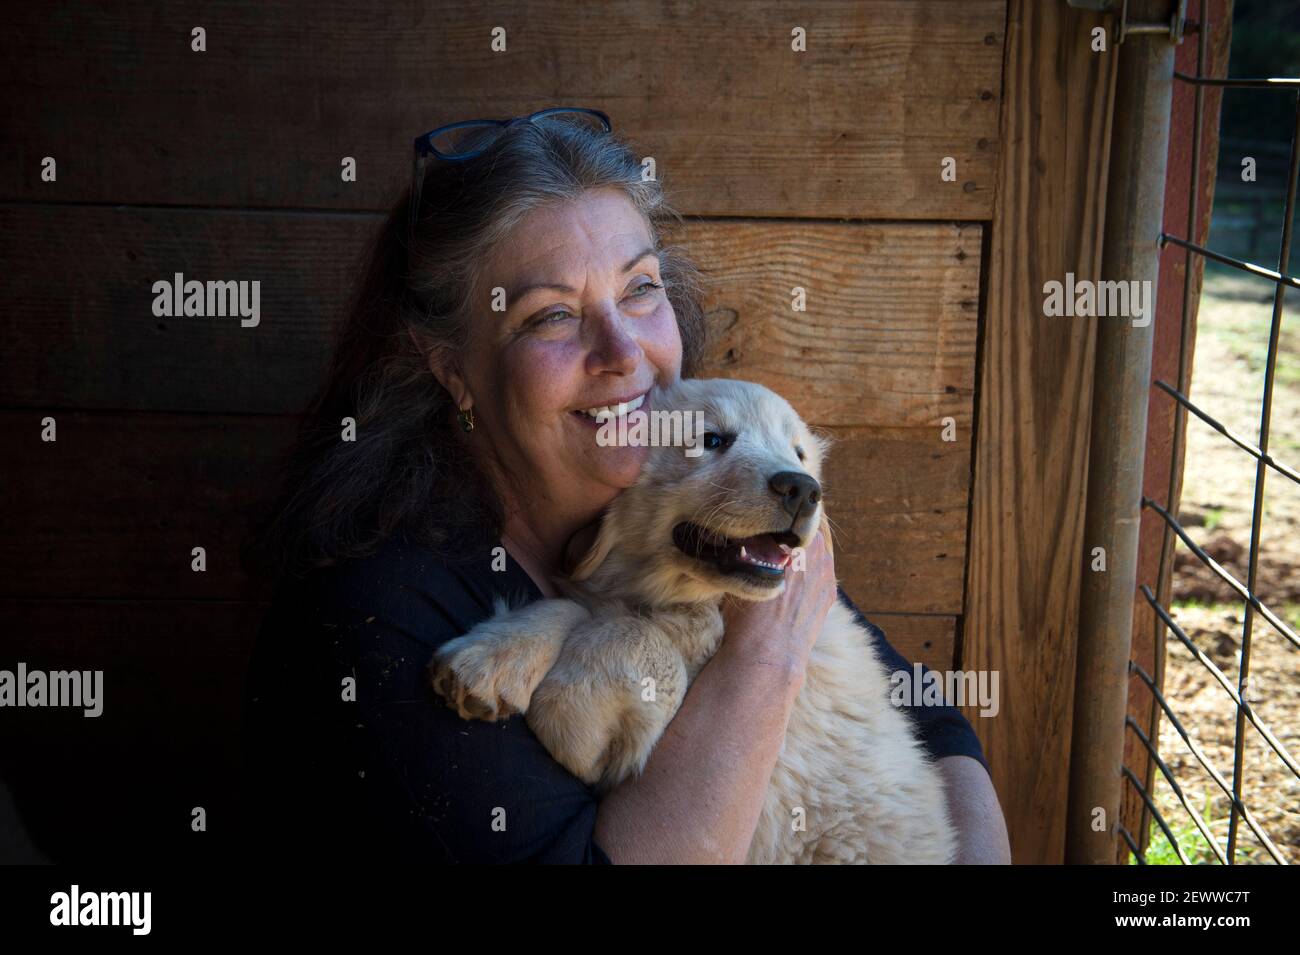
[564,511,619,582]
[807,425,834,465]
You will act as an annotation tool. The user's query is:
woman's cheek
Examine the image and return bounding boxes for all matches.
[498,337,587,416]
[644,302,683,375]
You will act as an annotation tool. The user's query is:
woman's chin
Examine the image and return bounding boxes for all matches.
[587,442,649,489]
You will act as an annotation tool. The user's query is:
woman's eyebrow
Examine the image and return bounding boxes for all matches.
[504,246,660,307]
[621,246,660,273]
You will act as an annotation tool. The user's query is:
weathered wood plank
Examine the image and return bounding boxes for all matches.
[824,429,971,616]
[0,412,297,601]
[1,206,981,433]
[0,0,1004,218]
[0,204,370,414]
[960,0,1115,864]
[1,411,967,613]
[690,221,981,429]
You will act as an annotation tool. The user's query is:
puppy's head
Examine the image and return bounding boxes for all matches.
[570,378,829,605]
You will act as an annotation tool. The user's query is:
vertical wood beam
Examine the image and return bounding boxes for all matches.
[961,0,1117,864]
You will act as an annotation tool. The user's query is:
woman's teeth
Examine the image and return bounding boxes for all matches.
[578,393,646,421]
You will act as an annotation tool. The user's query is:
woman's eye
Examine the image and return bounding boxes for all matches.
[526,282,660,328]
[629,280,663,298]
[528,309,572,327]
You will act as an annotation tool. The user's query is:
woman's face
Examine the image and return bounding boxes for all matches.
[451,187,684,517]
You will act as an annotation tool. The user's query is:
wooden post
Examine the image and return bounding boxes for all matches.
[962,0,1117,863]
[1067,0,1176,866]
[1119,0,1234,863]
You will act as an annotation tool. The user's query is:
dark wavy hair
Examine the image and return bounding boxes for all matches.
[245,116,709,580]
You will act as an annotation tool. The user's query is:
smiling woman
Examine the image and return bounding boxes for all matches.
[238,111,1002,865]
[247,116,707,578]
[426,187,684,552]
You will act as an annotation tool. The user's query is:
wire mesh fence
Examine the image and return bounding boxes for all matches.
[1121,1,1300,865]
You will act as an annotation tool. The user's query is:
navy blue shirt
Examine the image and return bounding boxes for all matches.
[240,533,988,864]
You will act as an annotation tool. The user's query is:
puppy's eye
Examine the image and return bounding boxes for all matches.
[795,445,806,462]
[702,432,734,451]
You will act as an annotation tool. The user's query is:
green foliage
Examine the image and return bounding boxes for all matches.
[1130,791,1218,864]
[1127,789,1267,864]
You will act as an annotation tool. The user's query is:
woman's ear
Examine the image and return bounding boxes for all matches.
[565,511,619,582]
[416,334,473,410]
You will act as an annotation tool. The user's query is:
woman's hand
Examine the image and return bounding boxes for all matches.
[719,522,838,679]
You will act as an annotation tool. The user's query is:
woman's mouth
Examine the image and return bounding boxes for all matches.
[571,391,648,427]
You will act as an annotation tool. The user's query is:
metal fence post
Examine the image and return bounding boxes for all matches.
[1065,0,1178,864]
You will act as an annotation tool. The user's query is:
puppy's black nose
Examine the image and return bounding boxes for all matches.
[769,471,821,517]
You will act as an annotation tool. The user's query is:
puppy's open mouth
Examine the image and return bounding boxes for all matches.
[671,522,801,584]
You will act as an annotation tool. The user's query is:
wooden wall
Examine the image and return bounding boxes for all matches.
[0,0,1127,864]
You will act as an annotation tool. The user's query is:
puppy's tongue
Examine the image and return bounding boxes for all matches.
[731,534,791,568]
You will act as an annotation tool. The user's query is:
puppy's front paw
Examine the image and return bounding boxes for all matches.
[428,636,537,722]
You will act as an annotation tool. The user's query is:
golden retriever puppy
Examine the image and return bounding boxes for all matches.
[430,378,955,864]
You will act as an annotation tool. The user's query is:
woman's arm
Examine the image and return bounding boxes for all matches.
[592,530,838,864]
[591,633,804,863]
[938,755,1012,864]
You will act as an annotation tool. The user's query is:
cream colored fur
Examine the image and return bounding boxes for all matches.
[430,378,956,864]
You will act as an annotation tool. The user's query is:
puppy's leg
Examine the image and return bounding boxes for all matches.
[429,598,590,722]
[525,616,691,792]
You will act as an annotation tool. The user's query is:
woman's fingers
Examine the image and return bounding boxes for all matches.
[720,518,838,661]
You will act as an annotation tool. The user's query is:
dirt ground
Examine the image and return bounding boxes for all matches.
[1145,268,1300,864]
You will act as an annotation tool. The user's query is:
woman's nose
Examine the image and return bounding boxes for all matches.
[584,308,643,375]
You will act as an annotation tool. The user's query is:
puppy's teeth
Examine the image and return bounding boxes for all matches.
[779,543,791,554]
[740,545,748,560]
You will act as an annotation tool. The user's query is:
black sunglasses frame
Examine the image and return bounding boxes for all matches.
[407,107,613,245]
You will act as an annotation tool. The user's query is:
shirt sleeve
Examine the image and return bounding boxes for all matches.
[242,555,613,865]
[835,587,992,778]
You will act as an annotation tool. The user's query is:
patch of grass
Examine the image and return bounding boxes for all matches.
[1129,792,1225,865]
[1204,507,1225,532]
[1127,790,1270,865]
[1209,310,1300,391]
[1140,820,1217,865]
[1171,598,1238,614]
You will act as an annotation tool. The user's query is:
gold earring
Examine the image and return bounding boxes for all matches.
[457,406,475,433]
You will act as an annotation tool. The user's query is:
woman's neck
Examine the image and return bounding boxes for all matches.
[488,459,615,598]
[500,505,600,599]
